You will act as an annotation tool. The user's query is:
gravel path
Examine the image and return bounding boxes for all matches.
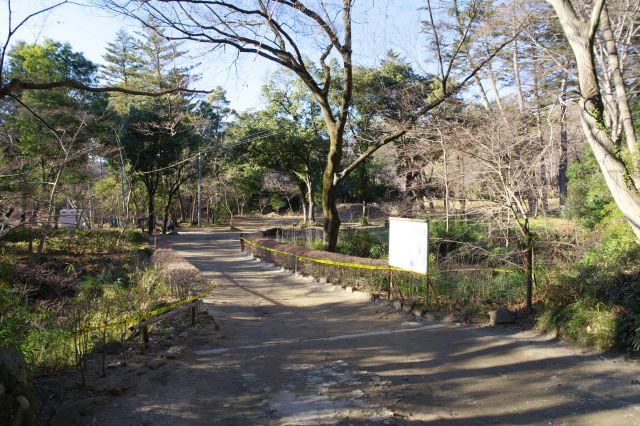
[92,229,640,425]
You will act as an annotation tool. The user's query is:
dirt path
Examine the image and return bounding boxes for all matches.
[93,229,640,425]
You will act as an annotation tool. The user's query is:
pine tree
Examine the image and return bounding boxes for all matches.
[106,19,201,234]
[102,29,144,113]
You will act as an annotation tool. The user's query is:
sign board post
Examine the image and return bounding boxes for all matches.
[388,217,429,301]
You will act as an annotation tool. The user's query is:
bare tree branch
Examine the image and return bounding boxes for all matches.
[0,78,210,100]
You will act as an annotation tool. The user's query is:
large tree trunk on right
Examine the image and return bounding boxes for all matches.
[599,5,638,187]
[579,100,640,238]
[548,0,640,239]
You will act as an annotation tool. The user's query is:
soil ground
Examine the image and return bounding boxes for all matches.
[45,220,640,425]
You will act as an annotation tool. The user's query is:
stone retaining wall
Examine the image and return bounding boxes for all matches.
[242,235,421,301]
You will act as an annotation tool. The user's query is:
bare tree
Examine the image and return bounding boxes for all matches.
[451,108,553,310]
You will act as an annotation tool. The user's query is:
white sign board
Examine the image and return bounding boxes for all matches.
[388,217,429,274]
[59,209,86,229]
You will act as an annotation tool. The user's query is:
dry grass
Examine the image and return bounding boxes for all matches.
[151,248,209,299]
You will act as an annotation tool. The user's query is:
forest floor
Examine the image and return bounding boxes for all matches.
[43,222,640,425]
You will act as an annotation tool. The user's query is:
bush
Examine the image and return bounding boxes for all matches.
[270,194,287,212]
[565,146,615,229]
[0,283,30,351]
[538,301,616,350]
[337,229,386,259]
[307,240,325,251]
[430,219,484,257]
[537,218,640,354]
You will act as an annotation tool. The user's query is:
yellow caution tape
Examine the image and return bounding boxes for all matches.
[241,237,524,275]
[436,267,523,274]
[75,286,216,336]
[242,237,406,271]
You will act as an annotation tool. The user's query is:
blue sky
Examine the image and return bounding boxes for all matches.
[4,1,428,112]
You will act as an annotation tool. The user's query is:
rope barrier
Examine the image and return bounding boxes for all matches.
[75,286,216,336]
[242,237,406,271]
[240,236,524,275]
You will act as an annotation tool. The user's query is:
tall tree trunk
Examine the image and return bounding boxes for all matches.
[533,62,548,215]
[540,163,549,215]
[559,76,569,208]
[438,129,450,232]
[178,194,185,223]
[599,4,638,186]
[307,174,316,223]
[512,37,525,114]
[322,174,341,251]
[548,0,640,239]
[458,155,467,215]
[36,168,63,259]
[486,58,505,114]
[298,182,309,222]
[162,190,176,235]
[190,192,196,224]
[468,55,492,112]
[147,189,155,235]
[119,149,128,227]
[321,121,345,251]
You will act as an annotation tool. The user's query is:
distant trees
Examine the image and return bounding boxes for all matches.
[3,0,638,245]
[101,24,205,234]
[103,0,517,251]
[1,39,107,254]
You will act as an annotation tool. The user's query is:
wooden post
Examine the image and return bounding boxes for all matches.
[525,231,534,312]
[294,256,298,274]
[239,233,245,251]
[425,275,430,306]
[388,270,393,299]
[191,306,196,326]
[142,326,149,348]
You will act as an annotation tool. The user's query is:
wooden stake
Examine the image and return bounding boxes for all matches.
[142,326,149,348]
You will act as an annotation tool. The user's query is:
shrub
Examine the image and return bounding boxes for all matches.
[0,283,30,351]
[270,194,287,212]
[430,219,485,257]
[337,229,386,259]
[307,240,325,251]
[565,146,615,229]
[538,301,616,350]
[537,217,640,354]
